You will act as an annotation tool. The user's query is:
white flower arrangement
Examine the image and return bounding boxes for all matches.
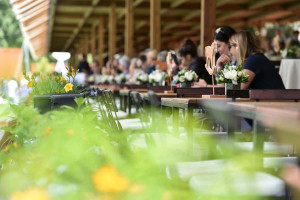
[148,70,168,85]
[115,73,127,84]
[216,64,248,85]
[136,72,148,84]
[98,75,115,84]
[173,69,198,84]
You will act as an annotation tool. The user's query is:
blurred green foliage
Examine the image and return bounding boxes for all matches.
[0,0,23,48]
[0,98,273,200]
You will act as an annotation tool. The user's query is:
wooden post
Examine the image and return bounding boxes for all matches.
[84,34,89,55]
[79,39,84,54]
[125,0,134,58]
[200,0,216,56]
[98,17,104,68]
[109,3,117,61]
[150,0,161,52]
[91,26,96,61]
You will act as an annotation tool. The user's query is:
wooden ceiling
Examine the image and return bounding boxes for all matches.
[11,0,49,59]
[13,0,300,59]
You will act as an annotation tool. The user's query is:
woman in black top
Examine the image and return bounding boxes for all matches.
[229,31,285,89]
[178,38,212,84]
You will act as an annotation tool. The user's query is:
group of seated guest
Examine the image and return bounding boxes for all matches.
[198,26,285,90]
[75,25,286,90]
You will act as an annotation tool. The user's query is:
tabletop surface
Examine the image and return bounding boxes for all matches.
[228,102,300,120]
[140,93,178,99]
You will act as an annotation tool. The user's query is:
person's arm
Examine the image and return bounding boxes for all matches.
[241,69,256,89]
[216,54,231,68]
[196,79,224,88]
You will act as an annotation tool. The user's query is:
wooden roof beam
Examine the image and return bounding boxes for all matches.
[171,0,189,8]
[216,0,234,7]
[248,0,281,10]
[23,15,48,32]
[217,10,246,21]
[14,0,45,15]
[62,0,101,51]
[47,0,57,54]
[17,1,48,20]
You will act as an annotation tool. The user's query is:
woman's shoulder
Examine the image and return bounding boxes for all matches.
[246,53,269,64]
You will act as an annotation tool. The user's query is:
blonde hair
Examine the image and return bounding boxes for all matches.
[147,49,157,61]
[229,31,262,65]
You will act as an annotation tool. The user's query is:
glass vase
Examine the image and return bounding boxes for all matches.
[180,82,191,88]
[225,83,241,95]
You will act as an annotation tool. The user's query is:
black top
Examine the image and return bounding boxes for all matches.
[243,54,285,89]
[172,68,180,75]
[78,60,91,74]
[146,65,155,74]
[189,57,212,84]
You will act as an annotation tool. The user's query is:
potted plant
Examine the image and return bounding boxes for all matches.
[148,70,168,86]
[216,64,249,94]
[136,72,148,85]
[173,69,198,88]
[24,67,86,113]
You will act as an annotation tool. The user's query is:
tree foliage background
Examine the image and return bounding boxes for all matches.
[0,0,23,47]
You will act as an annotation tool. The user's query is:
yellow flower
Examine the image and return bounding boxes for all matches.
[64,83,73,92]
[82,136,89,142]
[43,126,51,135]
[3,145,9,153]
[92,165,129,193]
[60,77,66,82]
[10,187,51,200]
[13,143,18,149]
[27,80,33,88]
[66,129,74,135]
[128,184,145,195]
[72,68,76,74]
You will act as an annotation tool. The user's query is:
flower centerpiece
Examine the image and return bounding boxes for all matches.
[136,72,148,85]
[148,70,168,86]
[173,69,198,88]
[216,64,248,93]
[115,73,127,84]
[281,45,300,58]
[23,67,85,113]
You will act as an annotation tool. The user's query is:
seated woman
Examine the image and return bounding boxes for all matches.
[178,38,212,84]
[213,26,236,69]
[229,31,285,89]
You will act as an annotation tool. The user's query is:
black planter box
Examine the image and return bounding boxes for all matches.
[34,93,86,114]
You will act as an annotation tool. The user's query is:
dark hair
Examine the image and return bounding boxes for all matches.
[178,38,198,58]
[139,55,147,63]
[213,26,236,43]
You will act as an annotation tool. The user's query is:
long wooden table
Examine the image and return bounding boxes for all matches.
[160,98,248,140]
[227,102,300,149]
[140,92,177,101]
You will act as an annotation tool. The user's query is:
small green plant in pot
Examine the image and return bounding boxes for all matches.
[24,67,84,113]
